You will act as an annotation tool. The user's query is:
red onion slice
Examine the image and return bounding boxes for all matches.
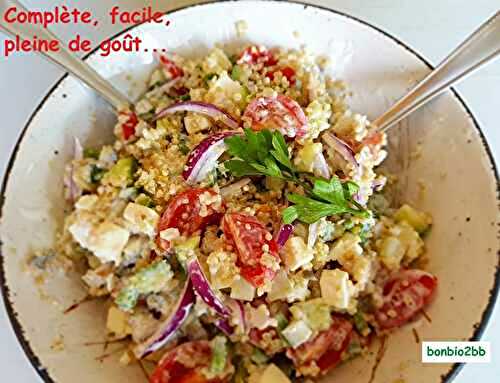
[307,220,321,249]
[323,132,359,169]
[187,258,232,318]
[134,279,195,358]
[183,131,237,184]
[372,178,386,192]
[154,101,239,129]
[225,298,247,333]
[313,150,331,179]
[275,224,294,248]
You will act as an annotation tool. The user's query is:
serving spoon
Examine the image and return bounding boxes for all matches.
[0,0,499,128]
[373,10,500,132]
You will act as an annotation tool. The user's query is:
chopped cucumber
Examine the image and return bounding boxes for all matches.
[84,147,100,159]
[105,158,137,187]
[394,204,432,234]
[115,261,173,312]
[210,336,228,375]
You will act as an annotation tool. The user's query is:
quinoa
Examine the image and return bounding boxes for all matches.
[55,43,435,381]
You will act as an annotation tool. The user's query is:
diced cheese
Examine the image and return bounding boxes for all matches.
[202,48,232,75]
[320,269,355,311]
[281,320,312,348]
[286,273,312,303]
[378,236,404,270]
[258,364,291,383]
[69,219,129,265]
[230,277,255,301]
[267,270,293,302]
[377,222,424,269]
[106,306,130,338]
[246,304,277,330]
[205,71,246,112]
[91,222,130,264]
[123,202,159,237]
[330,233,363,261]
[294,142,323,173]
[75,195,98,211]
[281,236,313,272]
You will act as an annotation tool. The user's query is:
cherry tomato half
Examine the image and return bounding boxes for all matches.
[159,54,184,80]
[265,66,296,86]
[375,269,437,330]
[249,327,286,355]
[222,213,279,287]
[237,45,277,67]
[150,341,231,383]
[157,188,224,251]
[243,95,308,138]
[120,111,138,140]
[286,316,353,376]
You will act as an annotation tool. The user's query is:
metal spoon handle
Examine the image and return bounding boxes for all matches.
[373,11,500,132]
[0,0,130,109]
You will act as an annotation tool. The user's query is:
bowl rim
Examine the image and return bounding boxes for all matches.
[0,1,498,382]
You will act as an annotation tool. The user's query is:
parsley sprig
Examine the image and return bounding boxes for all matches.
[224,128,300,182]
[224,129,368,224]
[283,177,369,224]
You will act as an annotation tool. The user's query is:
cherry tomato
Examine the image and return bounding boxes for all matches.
[249,327,286,355]
[375,269,437,330]
[243,95,308,138]
[120,111,138,140]
[159,54,184,79]
[150,341,230,383]
[157,189,224,251]
[237,45,277,66]
[265,66,296,86]
[286,316,353,375]
[222,213,279,287]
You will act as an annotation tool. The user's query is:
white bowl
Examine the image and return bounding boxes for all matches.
[0,1,498,382]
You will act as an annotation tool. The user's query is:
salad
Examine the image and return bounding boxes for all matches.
[55,44,437,382]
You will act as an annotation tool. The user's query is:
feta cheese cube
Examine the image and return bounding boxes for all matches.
[320,269,354,311]
[246,304,277,330]
[281,320,312,348]
[330,233,363,262]
[202,48,232,74]
[123,202,159,237]
[91,222,130,264]
[294,142,323,173]
[258,364,291,383]
[75,195,98,211]
[267,270,293,302]
[69,219,129,265]
[281,236,313,272]
[378,235,405,270]
[230,277,255,301]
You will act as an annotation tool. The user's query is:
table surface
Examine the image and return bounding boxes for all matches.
[0,0,498,381]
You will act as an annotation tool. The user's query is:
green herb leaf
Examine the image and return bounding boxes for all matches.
[282,206,299,224]
[224,129,295,180]
[224,160,262,177]
[311,177,344,205]
[284,176,368,224]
